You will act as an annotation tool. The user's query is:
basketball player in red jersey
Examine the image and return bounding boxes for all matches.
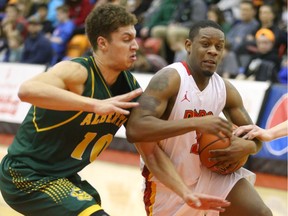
[126,20,272,216]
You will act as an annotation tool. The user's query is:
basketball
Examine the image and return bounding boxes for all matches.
[197,132,248,174]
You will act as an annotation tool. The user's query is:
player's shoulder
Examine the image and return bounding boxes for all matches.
[153,63,180,81]
[163,62,186,72]
[146,63,181,92]
[221,77,237,92]
[50,59,87,73]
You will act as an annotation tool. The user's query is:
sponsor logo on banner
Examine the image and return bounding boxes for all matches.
[255,85,288,160]
[265,93,288,157]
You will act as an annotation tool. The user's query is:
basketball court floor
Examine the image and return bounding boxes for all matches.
[0,146,287,216]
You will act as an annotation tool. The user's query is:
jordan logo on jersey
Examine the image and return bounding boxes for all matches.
[181,91,190,102]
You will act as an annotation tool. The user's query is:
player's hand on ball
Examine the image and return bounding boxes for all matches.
[184,193,230,212]
[193,116,233,139]
[209,136,249,164]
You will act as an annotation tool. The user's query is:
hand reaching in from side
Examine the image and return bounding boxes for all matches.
[91,88,142,115]
[233,125,270,141]
[184,192,230,212]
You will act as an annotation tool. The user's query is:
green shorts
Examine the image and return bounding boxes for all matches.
[0,155,103,216]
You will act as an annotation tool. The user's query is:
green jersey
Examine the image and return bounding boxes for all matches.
[8,56,140,177]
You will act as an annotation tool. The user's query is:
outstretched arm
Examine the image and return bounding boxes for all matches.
[135,141,230,212]
[18,61,142,115]
[234,120,288,141]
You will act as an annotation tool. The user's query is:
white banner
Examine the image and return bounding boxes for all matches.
[228,79,270,123]
[0,63,46,123]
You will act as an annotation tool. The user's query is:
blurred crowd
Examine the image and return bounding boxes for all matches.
[0,0,287,84]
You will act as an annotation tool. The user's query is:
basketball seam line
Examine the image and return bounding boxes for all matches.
[198,137,229,154]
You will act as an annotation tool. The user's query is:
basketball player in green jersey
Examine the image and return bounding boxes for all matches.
[0,4,142,216]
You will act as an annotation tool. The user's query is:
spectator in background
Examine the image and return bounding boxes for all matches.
[217,0,241,24]
[65,0,93,35]
[138,0,162,37]
[130,0,153,37]
[256,4,287,57]
[46,0,64,28]
[237,3,287,61]
[1,3,28,40]
[138,0,178,62]
[131,49,168,73]
[207,4,239,79]
[238,28,281,83]
[21,16,53,65]
[16,0,35,18]
[207,4,232,34]
[152,0,208,63]
[217,41,239,79]
[33,3,54,37]
[49,5,75,65]
[226,0,259,54]
[2,31,23,62]
[139,0,177,39]
[172,36,186,62]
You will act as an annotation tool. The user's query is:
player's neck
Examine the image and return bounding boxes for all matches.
[93,54,121,87]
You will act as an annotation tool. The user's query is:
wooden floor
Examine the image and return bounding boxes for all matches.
[0,135,287,216]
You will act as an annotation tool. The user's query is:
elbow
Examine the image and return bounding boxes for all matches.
[18,82,33,102]
[126,124,145,143]
[126,128,139,143]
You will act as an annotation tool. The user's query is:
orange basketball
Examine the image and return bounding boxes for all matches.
[197,132,248,174]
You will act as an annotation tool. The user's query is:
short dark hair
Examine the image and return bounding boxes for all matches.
[37,3,48,10]
[188,20,224,40]
[85,3,137,51]
[240,0,255,8]
[56,5,69,13]
[5,4,19,13]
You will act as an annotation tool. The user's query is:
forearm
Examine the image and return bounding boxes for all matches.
[127,114,231,143]
[249,138,262,154]
[135,142,189,198]
[18,81,94,112]
[127,116,194,142]
[267,121,288,140]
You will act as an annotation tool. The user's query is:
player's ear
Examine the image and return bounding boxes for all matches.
[97,36,108,50]
[185,39,192,54]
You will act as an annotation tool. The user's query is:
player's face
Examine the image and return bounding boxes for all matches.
[187,27,225,77]
[106,25,139,71]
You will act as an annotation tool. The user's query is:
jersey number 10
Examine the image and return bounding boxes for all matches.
[71,132,113,162]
